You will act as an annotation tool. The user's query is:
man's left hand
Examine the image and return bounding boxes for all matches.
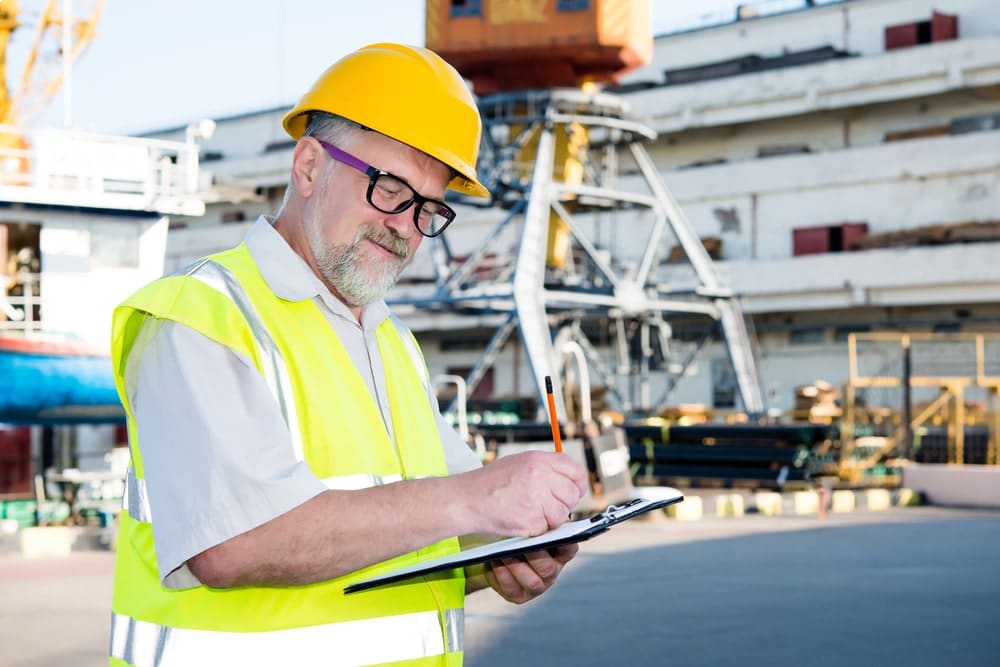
[481,544,579,604]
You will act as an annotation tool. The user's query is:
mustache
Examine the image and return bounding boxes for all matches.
[360,226,409,260]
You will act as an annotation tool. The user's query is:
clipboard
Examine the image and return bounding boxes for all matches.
[344,490,684,594]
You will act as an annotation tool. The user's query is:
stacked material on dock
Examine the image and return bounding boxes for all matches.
[793,380,841,423]
[627,422,834,489]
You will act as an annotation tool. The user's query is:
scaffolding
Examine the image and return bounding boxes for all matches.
[842,332,1000,480]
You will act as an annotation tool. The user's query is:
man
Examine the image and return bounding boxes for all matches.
[108,43,588,666]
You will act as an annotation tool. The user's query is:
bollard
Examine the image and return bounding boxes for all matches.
[818,477,836,519]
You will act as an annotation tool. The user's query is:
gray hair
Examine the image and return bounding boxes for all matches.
[276,111,459,212]
[276,112,366,213]
[302,111,366,148]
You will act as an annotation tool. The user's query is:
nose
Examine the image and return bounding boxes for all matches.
[381,206,416,239]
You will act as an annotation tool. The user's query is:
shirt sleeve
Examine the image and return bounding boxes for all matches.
[124,318,326,590]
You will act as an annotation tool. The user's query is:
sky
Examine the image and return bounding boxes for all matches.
[8,0,766,136]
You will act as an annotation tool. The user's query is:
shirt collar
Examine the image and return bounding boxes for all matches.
[244,216,391,330]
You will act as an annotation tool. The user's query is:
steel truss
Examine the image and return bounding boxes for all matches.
[391,89,765,420]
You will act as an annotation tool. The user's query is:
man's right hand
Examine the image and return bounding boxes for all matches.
[454,451,588,537]
[188,449,588,589]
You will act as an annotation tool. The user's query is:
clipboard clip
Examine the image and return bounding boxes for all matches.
[590,497,643,523]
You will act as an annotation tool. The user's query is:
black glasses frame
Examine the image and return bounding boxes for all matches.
[315,139,456,238]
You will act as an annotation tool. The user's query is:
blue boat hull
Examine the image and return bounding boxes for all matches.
[0,338,124,425]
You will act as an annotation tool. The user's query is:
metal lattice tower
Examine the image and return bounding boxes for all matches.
[391,89,765,420]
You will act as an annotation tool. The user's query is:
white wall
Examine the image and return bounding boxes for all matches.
[40,215,168,348]
[629,0,999,84]
[649,128,1000,262]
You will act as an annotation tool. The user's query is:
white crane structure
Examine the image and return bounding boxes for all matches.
[390,88,766,420]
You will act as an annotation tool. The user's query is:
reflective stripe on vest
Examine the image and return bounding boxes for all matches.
[185,257,306,462]
[122,469,152,523]
[110,608,464,667]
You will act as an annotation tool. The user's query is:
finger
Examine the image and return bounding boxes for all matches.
[526,515,552,537]
[524,451,586,484]
[486,560,532,604]
[548,474,585,513]
[482,564,511,602]
[549,543,578,565]
[521,550,564,582]
[517,451,588,499]
[543,482,584,528]
[500,557,548,597]
[542,497,573,530]
[553,456,590,494]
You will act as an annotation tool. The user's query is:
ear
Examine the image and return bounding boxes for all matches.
[290,137,325,198]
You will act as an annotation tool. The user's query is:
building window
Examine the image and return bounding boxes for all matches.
[557,0,589,11]
[789,327,827,345]
[835,325,871,343]
[884,11,957,51]
[711,358,736,409]
[792,222,869,256]
[450,0,482,17]
[933,321,961,334]
[440,337,487,351]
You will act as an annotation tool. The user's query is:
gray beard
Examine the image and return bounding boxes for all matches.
[309,222,409,307]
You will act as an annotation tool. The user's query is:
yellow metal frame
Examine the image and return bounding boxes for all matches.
[844,332,1000,473]
[0,0,105,126]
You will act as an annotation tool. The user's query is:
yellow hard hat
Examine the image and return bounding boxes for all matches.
[283,43,489,199]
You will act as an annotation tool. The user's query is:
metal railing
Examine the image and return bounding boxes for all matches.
[0,124,205,216]
[843,332,1000,474]
[1,272,41,333]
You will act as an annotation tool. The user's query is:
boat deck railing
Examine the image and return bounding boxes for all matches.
[0,124,205,216]
[1,272,41,334]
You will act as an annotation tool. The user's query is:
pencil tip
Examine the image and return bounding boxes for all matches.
[544,375,553,392]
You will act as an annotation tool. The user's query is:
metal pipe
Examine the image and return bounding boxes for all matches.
[902,335,912,460]
[432,374,474,449]
[560,340,592,425]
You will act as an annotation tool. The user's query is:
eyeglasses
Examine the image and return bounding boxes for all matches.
[315,139,457,238]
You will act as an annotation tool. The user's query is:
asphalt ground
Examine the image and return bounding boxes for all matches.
[1,507,998,666]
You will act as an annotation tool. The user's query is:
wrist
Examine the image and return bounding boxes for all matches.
[437,471,481,537]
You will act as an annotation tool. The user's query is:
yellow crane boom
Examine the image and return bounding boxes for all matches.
[0,0,104,127]
[0,0,21,122]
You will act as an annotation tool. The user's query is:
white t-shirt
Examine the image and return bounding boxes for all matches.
[124,217,481,589]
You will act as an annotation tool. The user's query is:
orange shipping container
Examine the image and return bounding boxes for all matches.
[425,0,652,94]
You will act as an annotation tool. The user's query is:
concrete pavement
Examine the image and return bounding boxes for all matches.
[465,508,1000,666]
[1,507,998,666]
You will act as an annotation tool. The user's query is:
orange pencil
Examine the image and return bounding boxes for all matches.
[544,375,563,453]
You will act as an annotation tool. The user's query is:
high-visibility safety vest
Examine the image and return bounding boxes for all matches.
[108,243,465,667]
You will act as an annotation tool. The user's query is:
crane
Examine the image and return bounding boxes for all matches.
[415,0,767,419]
[0,0,104,128]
